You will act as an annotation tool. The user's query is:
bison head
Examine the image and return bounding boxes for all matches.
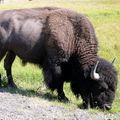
[62,57,118,110]
[89,58,118,110]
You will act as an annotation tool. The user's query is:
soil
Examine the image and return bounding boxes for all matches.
[0,89,120,120]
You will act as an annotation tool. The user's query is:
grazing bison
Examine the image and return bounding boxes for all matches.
[0,7,118,110]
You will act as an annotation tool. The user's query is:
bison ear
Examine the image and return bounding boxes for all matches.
[83,66,90,78]
[111,58,116,64]
[99,82,108,91]
[84,70,89,79]
[90,61,100,80]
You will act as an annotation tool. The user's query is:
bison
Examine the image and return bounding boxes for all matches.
[0,7,118,110]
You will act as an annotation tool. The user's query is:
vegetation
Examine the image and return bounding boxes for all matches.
[0,0,120,113]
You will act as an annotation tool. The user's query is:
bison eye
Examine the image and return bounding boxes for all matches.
[94,101,97,106]
[99,82,108,91]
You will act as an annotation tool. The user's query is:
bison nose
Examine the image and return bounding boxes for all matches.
[104,104,112,110]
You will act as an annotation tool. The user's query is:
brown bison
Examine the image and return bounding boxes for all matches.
[0,7,118,110]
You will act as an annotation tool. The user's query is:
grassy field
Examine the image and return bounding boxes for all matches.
[0,0,120,113]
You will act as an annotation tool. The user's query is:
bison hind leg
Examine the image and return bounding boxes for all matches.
[4,51,17,88]
[0,48,8,87]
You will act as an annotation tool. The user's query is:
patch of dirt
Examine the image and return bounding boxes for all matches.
[0,89,120,120]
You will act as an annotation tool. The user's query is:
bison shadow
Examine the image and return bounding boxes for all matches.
[0,86,59,102]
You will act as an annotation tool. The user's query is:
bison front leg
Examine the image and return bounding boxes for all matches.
[50,63,69,102]
[43,61,69,102]
[4,51,17,88]
[54,65,69,102]
[80,93,90,109]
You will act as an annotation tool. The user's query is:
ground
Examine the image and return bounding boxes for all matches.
[0,88,120,120]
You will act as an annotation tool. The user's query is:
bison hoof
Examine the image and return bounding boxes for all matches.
[8,83,17,88]
[79,103,89,109]
[58,96,69,103]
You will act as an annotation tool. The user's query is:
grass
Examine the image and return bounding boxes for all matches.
[0,0,120,113]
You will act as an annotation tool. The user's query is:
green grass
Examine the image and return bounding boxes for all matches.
[0,0,120,113]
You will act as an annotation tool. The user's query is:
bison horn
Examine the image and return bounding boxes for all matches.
[111,58,116,64]
[90,61,100,80]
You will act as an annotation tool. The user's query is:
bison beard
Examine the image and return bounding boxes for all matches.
[0,7,118,110]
